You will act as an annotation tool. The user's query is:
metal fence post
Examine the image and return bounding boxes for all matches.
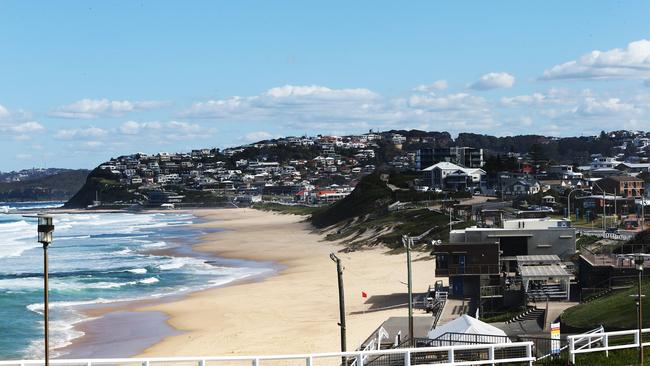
[526,343,533,366]
[199,360,205,366]
[357,352,364,366]
[252,358,259,366]
[569,337,575,365]
[488,345,495,366]
[142,361,150,366]
[448,347,455,363]
[305,356,313,366]
[604,334,609,357]
[404,350,411,366]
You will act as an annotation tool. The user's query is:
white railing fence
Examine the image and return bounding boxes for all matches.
[0,342,535,366]
[568,327,650,364]
[537,325,604,361]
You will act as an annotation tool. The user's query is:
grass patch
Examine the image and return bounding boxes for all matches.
[539,347,650,365]
[576,234,600,250]
[562,280,650,331]
[480,307,527,323]
[253,202,323,216]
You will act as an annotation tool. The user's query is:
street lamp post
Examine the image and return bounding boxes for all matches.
[567,188,586,221]
[593,182,607,231]
[37,215,54,366]
[635,254,645,365]
[402,235,414,342]
[329,253,346,360]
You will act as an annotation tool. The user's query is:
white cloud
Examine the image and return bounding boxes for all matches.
[5,121,45,133]
[0,104,10,119]
[470,72,515,90]
[500,89,571,107]
[50,98,169,119]
[541,39,650,80]
[54,126,108,140]
[119,121,162,135]
[574,97,638,116]
[407,93,487,111]
[413,80,448,92]
[245,131,274,142]
[182,84,380,120]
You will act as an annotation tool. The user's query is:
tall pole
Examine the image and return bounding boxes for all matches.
[639,265,644,365]
[614,188,618,229]
[636,255,644,365]
[567,189,572,221]
[43,244,49,366]
[406,237,414,342]
[641,192,645,231]
[603,189,606,231]
[330,253,346,357]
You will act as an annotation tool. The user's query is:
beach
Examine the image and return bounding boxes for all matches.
[119,208,435,356]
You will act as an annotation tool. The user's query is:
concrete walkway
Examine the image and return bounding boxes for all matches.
[542,301,579,330]
[437,298,470,326]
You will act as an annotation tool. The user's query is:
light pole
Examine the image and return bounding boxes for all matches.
[567,188,587,221]
[37,215,54,366]
[329,253,346,359]
[636,254,645,365]
[402,235,414,343]
[593,182,606,231]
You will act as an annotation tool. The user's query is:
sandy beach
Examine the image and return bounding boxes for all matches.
[62,208,437,357]
[135,208,435,356]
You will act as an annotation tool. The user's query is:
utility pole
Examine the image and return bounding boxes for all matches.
[614,188,618,229]
[402,235,414,342]
[636,255,645,365]
[329,253,346,358]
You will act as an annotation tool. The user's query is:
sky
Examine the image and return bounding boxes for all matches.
[1,1,650,170]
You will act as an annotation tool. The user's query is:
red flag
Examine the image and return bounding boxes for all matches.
[362,291,368,298]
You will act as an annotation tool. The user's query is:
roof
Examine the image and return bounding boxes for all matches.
[422,161,464,171]
[598,175,644,182]
[616,162,650,168]
[427,315,511,341]
[422,162,485,175]
[516,255,561,264]
[518,264,571,278]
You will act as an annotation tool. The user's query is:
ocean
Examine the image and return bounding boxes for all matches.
[0,202,273,359]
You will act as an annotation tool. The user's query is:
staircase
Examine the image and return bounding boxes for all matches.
[527,283,567,301]
[506,307,545,324]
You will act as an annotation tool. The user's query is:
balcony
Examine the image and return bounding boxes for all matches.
[436,263,501,276]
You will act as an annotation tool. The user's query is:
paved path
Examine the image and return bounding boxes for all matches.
[542,301,579,330]
[436,298,469,326]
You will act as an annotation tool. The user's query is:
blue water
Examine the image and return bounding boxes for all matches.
[0,202,272,359]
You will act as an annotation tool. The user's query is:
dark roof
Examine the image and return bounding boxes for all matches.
[598,175,643,182]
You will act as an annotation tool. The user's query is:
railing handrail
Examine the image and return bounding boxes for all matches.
[569,327,650,364]
[0,342,535,366]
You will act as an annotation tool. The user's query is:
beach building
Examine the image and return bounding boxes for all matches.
[449,218,576,260]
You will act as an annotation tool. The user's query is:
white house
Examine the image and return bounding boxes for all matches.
[421,162,486,191]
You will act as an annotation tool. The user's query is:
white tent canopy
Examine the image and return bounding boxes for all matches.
[427,315,511,343]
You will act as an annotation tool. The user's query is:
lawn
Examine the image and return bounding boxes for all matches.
[562,280,650,331]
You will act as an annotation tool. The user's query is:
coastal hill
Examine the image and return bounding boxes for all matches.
[308,171,471,249]
[0,169,90,202]
[63,129,648,212]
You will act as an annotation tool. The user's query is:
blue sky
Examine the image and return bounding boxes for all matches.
[1,1,650,170]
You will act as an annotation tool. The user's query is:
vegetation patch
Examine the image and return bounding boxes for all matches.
[561,280,650,331]
[253,202,323,216]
